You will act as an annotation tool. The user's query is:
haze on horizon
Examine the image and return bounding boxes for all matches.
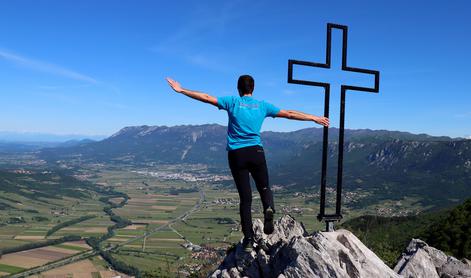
[1,1,470,139]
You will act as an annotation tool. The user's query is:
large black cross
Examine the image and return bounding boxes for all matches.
[287,23,380,231]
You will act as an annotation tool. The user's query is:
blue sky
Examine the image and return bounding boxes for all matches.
[0,0,470,138]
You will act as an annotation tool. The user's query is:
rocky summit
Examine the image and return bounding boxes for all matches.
[394,238,471,278]
[208,215,471,278]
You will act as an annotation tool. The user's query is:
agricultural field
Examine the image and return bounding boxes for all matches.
[0,163,434,277]
[0,201,108,250]
[0,240,90,276]
[0,170,111,250]
[31,255,131,278]
[51,216,115,238]
[85,167,425,276]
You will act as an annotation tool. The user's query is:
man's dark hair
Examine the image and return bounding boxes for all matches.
[237,75,255,95]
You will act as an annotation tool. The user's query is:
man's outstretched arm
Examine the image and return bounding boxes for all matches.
[276,109,330,127]
[166,77,218,107]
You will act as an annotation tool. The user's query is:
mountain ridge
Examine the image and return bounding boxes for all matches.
[38,124,471,210]
[107,123,463,142]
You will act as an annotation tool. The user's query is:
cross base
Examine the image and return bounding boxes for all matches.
[317,213,343,232]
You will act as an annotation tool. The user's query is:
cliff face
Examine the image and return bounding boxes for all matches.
[208,215,471,278]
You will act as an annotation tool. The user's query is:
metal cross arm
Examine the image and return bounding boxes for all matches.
[287,23,380,231]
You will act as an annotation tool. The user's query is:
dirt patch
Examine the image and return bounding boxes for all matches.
[0,254,49,268]
[151,205,177,210]
[100,270,133,278]
[127,198,156,204]
[23,248,71,261]
[32,258,98,277]
[109,197,125,204]
[84,227,108,233]
[148,238,184,242]
[107,237,129,242]
[60,227,83,231]
[43,246,79,255]
[0,244,83,269]
[147,194,170,197]
[13,235,45,240]
[131,219,169,224]
[171,197,198,201]
[123,224,146,230]
[114,235,137,238]
[122,205,152,210]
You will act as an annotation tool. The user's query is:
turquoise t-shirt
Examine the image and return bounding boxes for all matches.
[217,95,281,151]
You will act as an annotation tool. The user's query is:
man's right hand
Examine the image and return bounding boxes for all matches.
[165,77,218,107]
[166,77,183,93]
[313,116,330,127]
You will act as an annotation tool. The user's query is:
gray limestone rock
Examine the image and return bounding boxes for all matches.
[209,214,400,278]
[394,238,471,278]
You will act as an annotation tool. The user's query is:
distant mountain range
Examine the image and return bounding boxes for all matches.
[39,124,471,209]
[0,131,105,142]
[0,139,96,153]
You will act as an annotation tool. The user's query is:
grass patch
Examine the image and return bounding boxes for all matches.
[0,263,26,274]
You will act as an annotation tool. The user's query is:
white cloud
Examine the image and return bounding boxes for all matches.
[0,49,97,84]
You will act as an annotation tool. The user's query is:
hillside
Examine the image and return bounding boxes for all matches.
[341,197,471,267]
[39,124,471,209]
[0,170,98,202]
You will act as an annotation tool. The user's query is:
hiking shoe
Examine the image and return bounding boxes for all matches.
[242,237,254,253]
[264,207,274,234]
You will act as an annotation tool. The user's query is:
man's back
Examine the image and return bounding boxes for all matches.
[217,95,280,151]
[166,75,329,251]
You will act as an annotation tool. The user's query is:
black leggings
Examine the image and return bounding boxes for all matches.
[228,145,275,239]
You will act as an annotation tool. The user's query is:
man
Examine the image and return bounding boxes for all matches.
[166,75,329,252]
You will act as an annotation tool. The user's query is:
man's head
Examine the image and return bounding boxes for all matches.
[237,75,254,96]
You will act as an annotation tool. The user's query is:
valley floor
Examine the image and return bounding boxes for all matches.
[0,163,448,277]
